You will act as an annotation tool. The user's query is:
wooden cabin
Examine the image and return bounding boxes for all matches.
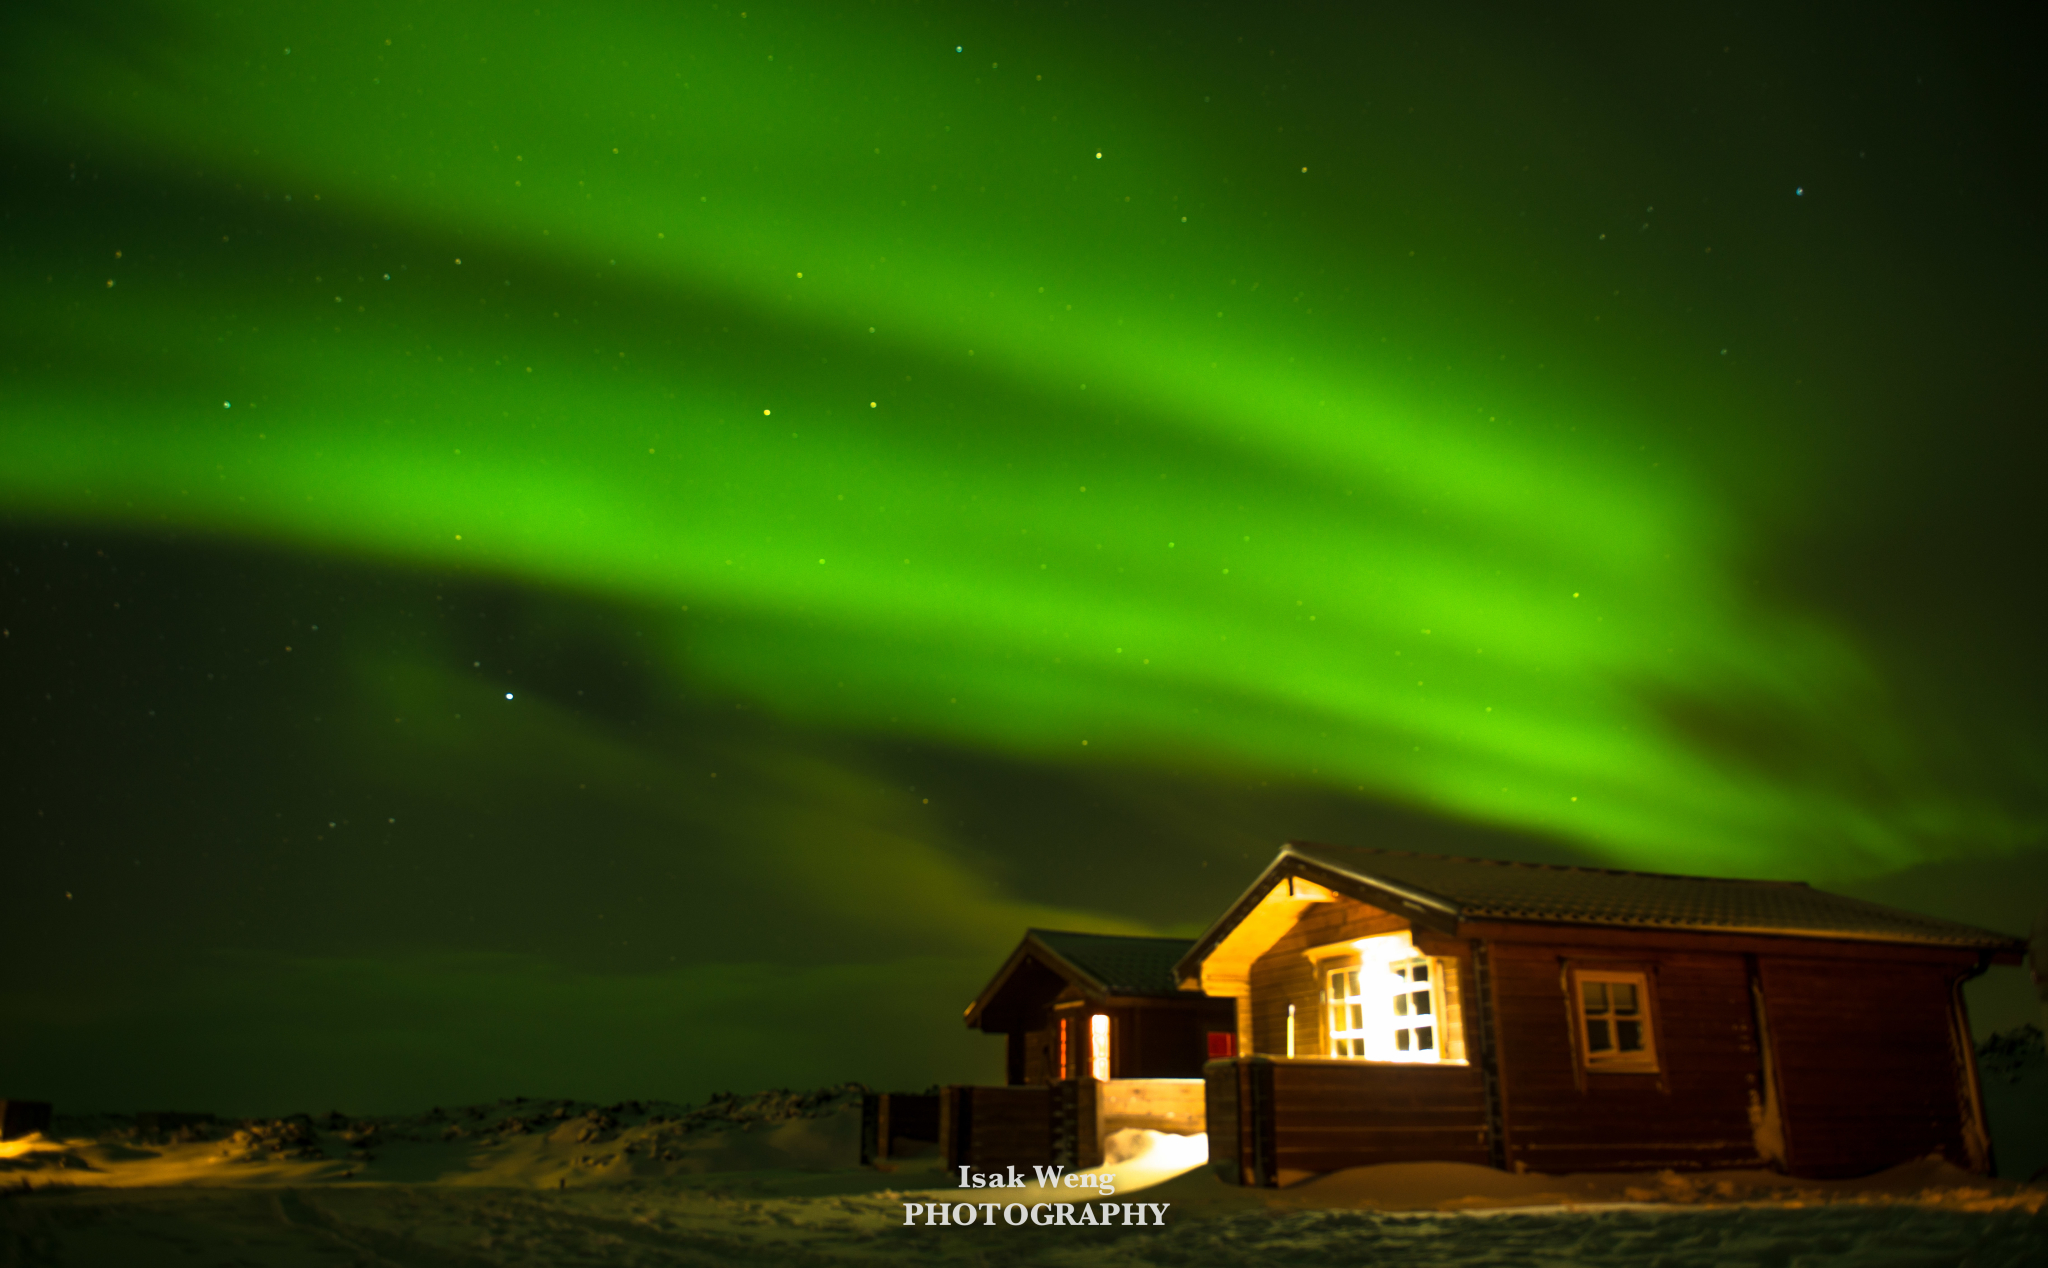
[945,930,1236,1169]
[1182,842,2026,1185]
[966,929,1238,1085]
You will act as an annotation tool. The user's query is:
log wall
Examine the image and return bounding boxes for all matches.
[1489,941,1766,1173]
[940,1085,1055,1170]
[1758,955,1976,1177]
[1021,1020,1062,1085]
[1203,1058,1247,1184]
[1100,1078,1206,1135]
[1270,1059,1490,1177]
[1200,1057,1487,1184]
[1247,898,1407,1057]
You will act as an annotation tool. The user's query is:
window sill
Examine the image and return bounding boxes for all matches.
[1264,1055,1472,1068]
[1583,1060,1660,1075]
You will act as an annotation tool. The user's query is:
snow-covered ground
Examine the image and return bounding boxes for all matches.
[1,1086,2042,1266]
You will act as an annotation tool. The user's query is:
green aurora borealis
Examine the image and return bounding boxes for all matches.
[4,2,2042,1113]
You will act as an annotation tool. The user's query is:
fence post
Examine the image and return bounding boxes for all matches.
[939,1086,974,1170]
[1246,1058,1277,1188]
[859,1092,880,1166]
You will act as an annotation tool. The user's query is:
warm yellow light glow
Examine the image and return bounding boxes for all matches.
[1338,932,1445,1064]
[1090,1013,1110,1081]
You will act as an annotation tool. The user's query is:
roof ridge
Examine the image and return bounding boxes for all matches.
[1285,840,1815,889]
[1026,928,1194,943]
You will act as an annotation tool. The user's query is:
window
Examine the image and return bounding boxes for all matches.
[1329,967,1369,1057]
[1575,970,1657,1071]
[1326,948,1459,1063]
[1089,1014,1110,1081]
[1388,957,1437,1056]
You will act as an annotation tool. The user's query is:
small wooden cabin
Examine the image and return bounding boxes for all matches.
[965,929,1237,1085]
[1182,842,2025,1185]
[944,930,1236,1170]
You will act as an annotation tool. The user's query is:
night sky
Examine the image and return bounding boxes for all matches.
[4,2,2042,1116]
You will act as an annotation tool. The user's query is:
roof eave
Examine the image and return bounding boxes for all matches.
[961,932,1109,1030]
[1453,912,2031,955]
[1281,842,1463,932]
[1171,844,1466,982]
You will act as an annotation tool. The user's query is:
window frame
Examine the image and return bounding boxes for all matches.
[1385,955,1442,1058]
[1570,967,1660,1073]
[1323,954,1455,1064]
[1327,964,1372,1058]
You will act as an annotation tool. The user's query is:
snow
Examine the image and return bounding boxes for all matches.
[1,1091,2042,1265]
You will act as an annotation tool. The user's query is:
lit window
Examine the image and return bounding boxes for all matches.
[1575,971,1657,1070]
[1059,1017,1069,1078]
[1329,967,1369,1057]
[1388,957,1436,1056]
[1323,933,1462,1063]
[1090,1014,1110,1081]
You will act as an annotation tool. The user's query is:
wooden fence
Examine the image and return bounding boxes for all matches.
[860,1092,941,1165]
[1205,1057,1489,1186]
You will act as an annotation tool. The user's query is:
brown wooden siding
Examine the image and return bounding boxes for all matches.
[1248,897,1407,1057]
[862,1092,941,1164]
[1200,1057,1487,1183]
[1016,998,1233,1083]
[1120,1005,1197,1077]
[1759,956,1973,1178]
[941,1085,1055,1169]
[1271,1060,1491,1174]
[1021,1021,1061,1085]
[1490,942,1767,1173]
[1202,1059,1244,1184]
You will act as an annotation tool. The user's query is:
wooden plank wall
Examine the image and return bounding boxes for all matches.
[941,1085,1055,1169]
[1053,1078,1104,1169]
[1759,956,1972,1177]
[1269,1060,1489,1175]
[1126,1006,1191,1077]
[1490,942,1766,1173]
[1022,1021,1060,1085]
[1017,1001,1236,1084]
[1248,898,1407,1056]
[1101,1079,1206,1135]
[1203,1059,1244,1184]
[881,1092,940,1159]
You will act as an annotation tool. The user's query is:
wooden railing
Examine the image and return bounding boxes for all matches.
[1204,1057,1489,1186]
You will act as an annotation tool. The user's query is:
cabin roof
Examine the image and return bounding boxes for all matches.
[1178,841,2027,979]
[963,929,1197,1029]
[1027,929,1195,996]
